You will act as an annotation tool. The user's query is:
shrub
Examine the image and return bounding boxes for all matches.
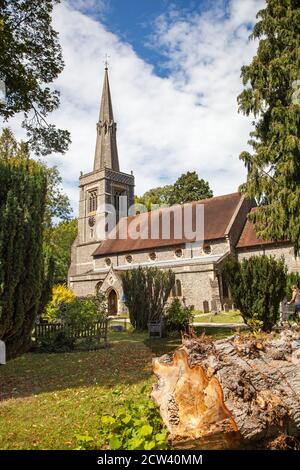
[165,298,194,334]
[75,395,170,450]
[43,284,75,322]
[43,286,108,327]
[37,330,75,353]
[122,268,175,330]
[59,297,105,329]
[223,255,287,331]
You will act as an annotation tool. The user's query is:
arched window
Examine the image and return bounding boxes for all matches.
[95,281,103,295]
[176,279,182,297]
[88,190,98,213]
[171,280,182,297]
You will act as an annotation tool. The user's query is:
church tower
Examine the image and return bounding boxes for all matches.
[71,66,135,277]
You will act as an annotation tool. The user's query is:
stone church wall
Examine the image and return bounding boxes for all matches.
[237,243,300,273]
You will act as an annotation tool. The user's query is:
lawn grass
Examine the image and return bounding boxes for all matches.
[193,310,243,324]
[0,328,233,450]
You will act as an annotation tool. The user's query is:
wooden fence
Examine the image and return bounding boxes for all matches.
[34,321,108,344]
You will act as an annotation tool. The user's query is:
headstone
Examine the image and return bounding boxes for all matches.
[211,299,217,313]
[0,340,6,365]
[203,300,209,313]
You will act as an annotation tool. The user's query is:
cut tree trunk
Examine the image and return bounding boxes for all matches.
[151,329,300,449]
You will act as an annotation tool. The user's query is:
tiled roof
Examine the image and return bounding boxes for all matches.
[236,208,288,248]
[93,192,243,257]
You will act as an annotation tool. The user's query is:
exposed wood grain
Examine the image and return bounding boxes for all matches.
[152,329,300,449]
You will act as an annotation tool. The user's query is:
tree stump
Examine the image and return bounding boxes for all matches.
[151,329,300,449]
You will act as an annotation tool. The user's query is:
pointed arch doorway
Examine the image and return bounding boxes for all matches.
[108,289,118,316]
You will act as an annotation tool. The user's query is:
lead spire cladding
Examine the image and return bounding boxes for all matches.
[93,66,119,171]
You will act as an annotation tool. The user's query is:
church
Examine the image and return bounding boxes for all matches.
[68,68,299,316]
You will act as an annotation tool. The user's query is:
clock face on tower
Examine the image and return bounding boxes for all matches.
[88,216,96,227]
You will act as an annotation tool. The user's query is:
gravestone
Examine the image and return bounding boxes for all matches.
[211,299,217,314]
[0,340,6,365]
[203,300,209,313]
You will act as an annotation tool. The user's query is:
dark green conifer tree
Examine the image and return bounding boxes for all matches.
[0,158,47,358]
[238,0,300,254]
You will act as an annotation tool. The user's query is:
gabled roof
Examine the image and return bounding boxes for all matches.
[236,208,288,248]
[93,192,244,257]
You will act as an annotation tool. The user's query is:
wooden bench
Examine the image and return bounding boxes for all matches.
[280,302,298,323]
[148,320,164,338]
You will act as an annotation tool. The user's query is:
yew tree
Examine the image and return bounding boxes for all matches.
[223,255,287,331]
[122,267,175,330]
[238,0,300,255]
[0,157,48,358]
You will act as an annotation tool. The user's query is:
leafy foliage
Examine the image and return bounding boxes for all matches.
[45,219,78,284]
[43,285,108,328]
[0,129,72,227]
[135,184,173,210]
[75,394,170,450]
[165,298,194,334]
[1,129,74,284]
[135,171,212,210]
[168,171,213,205]
[43,284,75,322]
[59,296,107,330]
[238,0,300,255]
[0,0,71,155]
[122,267,175,330]
[0,155,47,358]
[37,330,76,353]
[43,166,72,228]
[39,292,108,352]
[38,251,55,319]
[223,255,287,331]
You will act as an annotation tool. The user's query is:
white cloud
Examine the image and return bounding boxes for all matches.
[67,0,107,17]
[3,0,266,214]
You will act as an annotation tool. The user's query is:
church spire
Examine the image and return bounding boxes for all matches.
[93,66,120,171]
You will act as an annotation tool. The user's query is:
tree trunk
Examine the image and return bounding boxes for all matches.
[151,329,300,449]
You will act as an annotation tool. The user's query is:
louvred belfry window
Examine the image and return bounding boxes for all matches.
[88,190,98,213]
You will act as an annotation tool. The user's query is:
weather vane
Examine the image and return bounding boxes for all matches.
[104,54,110,70]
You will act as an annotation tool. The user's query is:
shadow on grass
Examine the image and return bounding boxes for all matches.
[0,327,235,402]
[0,330,152,401]
[144,327,235,356]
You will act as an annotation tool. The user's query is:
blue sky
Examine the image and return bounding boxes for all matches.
[71,0,232,77]
[100,0,214,76]
[7,0,266,215]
